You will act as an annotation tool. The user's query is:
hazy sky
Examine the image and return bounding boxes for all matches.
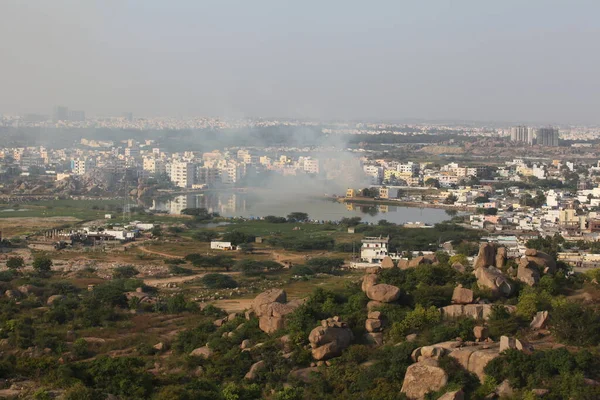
[1,1,599,123]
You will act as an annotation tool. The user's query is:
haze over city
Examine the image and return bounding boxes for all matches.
[2,0,600,124]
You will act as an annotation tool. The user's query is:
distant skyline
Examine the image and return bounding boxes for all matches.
[1,1,600,124]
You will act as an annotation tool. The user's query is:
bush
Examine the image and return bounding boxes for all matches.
[82,357,153,398]
[200,273,238,289]
[264,215,287,223]
[72,338,90,359]
[234,260,283,276]
[305,257,344,274]
[388,305,440,341]
[6,256,24,269]
[551,301,600,346]
[168,265,193,275]
[290,265,315,276]
[112,266,139,279]
[32,255,53,273]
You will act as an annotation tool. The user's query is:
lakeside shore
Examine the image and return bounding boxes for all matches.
[336,196,474,212]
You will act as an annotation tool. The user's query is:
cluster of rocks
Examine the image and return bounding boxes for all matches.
[397,254,439,270]
[365,311,384,346]
[361,269,401,310]
[125,287,156,305]
[251,289,302,334]
[516,249,557,286]
[402,334,535,399]
[308,317,354,360]
[440,284,516,320]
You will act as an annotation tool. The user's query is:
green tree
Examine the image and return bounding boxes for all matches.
[32,255,53,273]
[6,256,24,269]
[287,212,309,222]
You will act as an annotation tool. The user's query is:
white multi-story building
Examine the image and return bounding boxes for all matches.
[303,158,320,174]
[363,165,383,185]
[170,161,194,188]
[397,162,419,175]
[360,236,390,264]
[72,158,91,176]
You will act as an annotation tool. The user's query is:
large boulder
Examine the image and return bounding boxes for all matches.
[451,285,473,304]
[47,295,65,305]
[530,311,549,330]
[308,317,353,360]
[438,390,464,400]
[474,243,497,269]
[244,360,266,380]
[361,273,379,292]
[189,346,213,358]
[517,259,540,286]
[440,304,515,320]
[449,346,501,382]
[380,256,395,269]
[474,266,512,296]
[495,246,507,268]
[401,358,449,399]
[525,249,557,274]
[252,289,287,316]
[366,284,401,303]
[499,336,533,353]
[251,289,300,334]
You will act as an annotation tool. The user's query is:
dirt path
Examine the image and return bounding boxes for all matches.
[137,246,182,259]
[143,271,241,287]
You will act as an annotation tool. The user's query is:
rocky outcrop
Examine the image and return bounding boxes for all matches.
[440,304,516,320]
[401,358,448,399]
[517,258,540,286]
[251,289,300,334]
[473,326,489,342]
[244,360,265,380]
[308,317,353,360]
[525,249,557,274]
[366,284,401,303]
[189,346,213,358]
[451,285,473,304]
[289,367,319,383]
[365,311,384,346]
[495,246,507,269]
[530,311,549,330]
[474,243,497,269]
[47,295,65,305]
[4,290,22,300]
[380,256,395,269]
[362,274,379,292]
[438,390,464,400]
[474,266,513,296]
[499,336,533,353]
[449,345,501,382]
[398,254,439,270]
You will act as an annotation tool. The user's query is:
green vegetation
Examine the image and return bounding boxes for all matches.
[201,273,239,289]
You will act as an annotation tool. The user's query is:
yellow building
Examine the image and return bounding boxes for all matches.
[346,188,356,198]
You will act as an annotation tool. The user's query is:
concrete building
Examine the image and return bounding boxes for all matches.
[360,236,390,264]
[170,161,194,188]
[510,125,535,145]
[53,106,69,122]
[536,127,559,147]
[72,158,91,175]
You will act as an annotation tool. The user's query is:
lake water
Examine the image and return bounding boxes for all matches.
[147,191,454,225]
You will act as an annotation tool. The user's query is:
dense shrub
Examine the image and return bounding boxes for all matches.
[200,273,238,289]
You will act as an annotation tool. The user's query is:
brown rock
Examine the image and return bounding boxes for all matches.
[189,346,212,358]
[240,339,251,350]
[405,333,418,342]
[244,360,265,380]
[449,346,500,382]
[438,389,465,400]
[517,258,540,286]
[365,318,383,333]
[4,290,22,300]
[500,336,533,354]
[531,388,550,396]
[361,273,379,292]
[474,266,512,296]
[401,358,448,399]
[525,249,557,274]
[309,317,354,360]
[473,326,489,341]
[495,246,507,268]
[47,294,65,305]
[474,243,497,269]
[367,311,381,319]
[252,289,287,317]
[530,311,549,330]
[380,256,395,269]
[452,285,474,304]
[366,284,401,302]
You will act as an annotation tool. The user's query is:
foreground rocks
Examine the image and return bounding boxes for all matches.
[401,358,448,399]
[440,304,516,320]
[524,249,557,274]
[308,317,353,360]
[474,266,512,296]
[362,271,401,303]
[530,311,549,330]
[251,289,301,334]
[517,258,541,286]
[451,285,473,304]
